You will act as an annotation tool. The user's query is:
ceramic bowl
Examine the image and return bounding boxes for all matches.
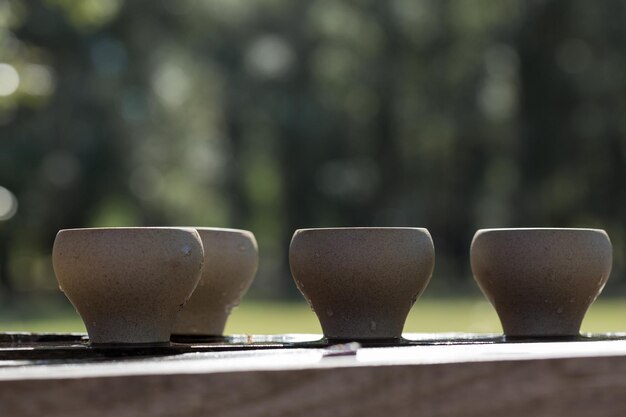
[172,228,258,337]
[52,227,204,345]
[289,227,435,340]
[471,228,612,337]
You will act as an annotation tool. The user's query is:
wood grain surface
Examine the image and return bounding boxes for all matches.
[2,339,626,416]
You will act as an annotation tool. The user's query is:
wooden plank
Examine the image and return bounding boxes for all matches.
[2,339,626,416]
[2,355,626,416]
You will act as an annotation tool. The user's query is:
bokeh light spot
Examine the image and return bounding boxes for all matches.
[246,35,294,79]
[0,186,18,221]
[90,37,128,77]
[21,65,55,96]
[0,63,20,96]
[152,63,191,107]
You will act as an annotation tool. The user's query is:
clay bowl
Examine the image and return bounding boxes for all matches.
[172,228,258,338]
[289,227,435,341]
[52,227,204,345]
[470,228,612,338]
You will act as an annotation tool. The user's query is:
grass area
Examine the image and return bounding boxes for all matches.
[2,297,626,335]
[229,299,626,334]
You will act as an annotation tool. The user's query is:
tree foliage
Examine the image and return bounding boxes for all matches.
[0,0,624,298]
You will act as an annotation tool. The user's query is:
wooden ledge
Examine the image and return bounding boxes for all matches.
[2,335,626,416]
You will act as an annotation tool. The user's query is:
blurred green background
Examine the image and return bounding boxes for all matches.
[0,0,624,334]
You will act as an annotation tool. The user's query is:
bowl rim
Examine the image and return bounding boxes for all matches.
[194,227,254,235]
[293,227,430,234]
[57,227,199,234]
[475,227,607,234]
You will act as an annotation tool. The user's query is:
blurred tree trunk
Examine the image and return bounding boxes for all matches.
[0,233,13,299]
[276,3,318,297]
[515,0,573,224]
[370,2,404,224]
[223,92,250,229]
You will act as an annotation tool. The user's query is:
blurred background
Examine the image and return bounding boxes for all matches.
[0,0,624,334]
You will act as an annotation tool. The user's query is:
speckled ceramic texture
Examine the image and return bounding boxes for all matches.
[172,228,258,336]
[471,228,613,337]
[289,228,435,340]
[52,227,204,344]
